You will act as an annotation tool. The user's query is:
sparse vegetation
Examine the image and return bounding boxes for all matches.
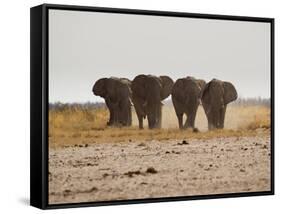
[49,102,270,148]
[49,105,108,133]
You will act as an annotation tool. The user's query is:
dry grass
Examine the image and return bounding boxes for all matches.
[49,106,108,135]
[49,105,270,148]
[237,107,271,130]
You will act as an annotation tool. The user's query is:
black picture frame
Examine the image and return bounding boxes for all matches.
[30,3,275,210]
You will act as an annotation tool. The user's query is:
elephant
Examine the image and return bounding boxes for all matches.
[201,79,237,130]
[131,75,174,129]
[92,77,132,126]
[172,76,206,130]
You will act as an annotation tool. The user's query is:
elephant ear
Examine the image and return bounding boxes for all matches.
[120,78,132,97]
[104,78,116,97]
[172,78,185,101]
[132,75,147,97]
[93,78,108,97]
[120,78,131,86]
[201,81,212,104]
[196,79,206,90]
[223,81,238,104]
[196,79,206,99]
[159,76,174,100]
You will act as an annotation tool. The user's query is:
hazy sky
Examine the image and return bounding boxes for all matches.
[49,9,271,103]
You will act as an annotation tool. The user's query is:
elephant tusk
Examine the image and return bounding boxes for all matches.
[129,98,133,106]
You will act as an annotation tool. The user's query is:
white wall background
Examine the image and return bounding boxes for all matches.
[0,0,279,213]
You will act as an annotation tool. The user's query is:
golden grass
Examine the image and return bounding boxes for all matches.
[49,105,270,148]
[49,107,108,135]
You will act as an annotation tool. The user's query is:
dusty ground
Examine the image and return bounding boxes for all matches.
[49,134,271,204]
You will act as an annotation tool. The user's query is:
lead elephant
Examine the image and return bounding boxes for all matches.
[172,76,206,130]
[131,75,174,129]
[201,79,237,130]
[92,77,132,126]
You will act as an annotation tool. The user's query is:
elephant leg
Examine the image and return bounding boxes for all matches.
[183,112,189,129]
[176,113,184,129]
[208,121,214,130]
[172,98,184,129]
[147,114,155,129]
[185,107,198,129]
[184,115,194,129]
[158,109,162,128]
[128,98,133,126]
[124,102,132,126]
[133,98,145,129]
[213,109,221,129]
[155,105,162,128]
[113,107,121,126]
[218,106,226,129]
[192,105,199,129]
[118,107,126,126]
[203,105,217,131]
[114,101,124,127]
[106,97,121,126]
[147,103,160,129]
[118,99,128,126]
[127,104,132,126]
[222,106,226,128]
[136,113,144,129]
[207,111,215,130]
[216,110,222,129]
[105,99,115,126]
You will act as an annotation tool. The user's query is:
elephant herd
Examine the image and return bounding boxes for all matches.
[92,75,238,131]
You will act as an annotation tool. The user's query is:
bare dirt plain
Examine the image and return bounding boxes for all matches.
[49,136,270,204]
[48,105,271,204]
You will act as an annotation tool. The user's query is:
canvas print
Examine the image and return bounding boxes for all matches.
[48,9,272,204]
